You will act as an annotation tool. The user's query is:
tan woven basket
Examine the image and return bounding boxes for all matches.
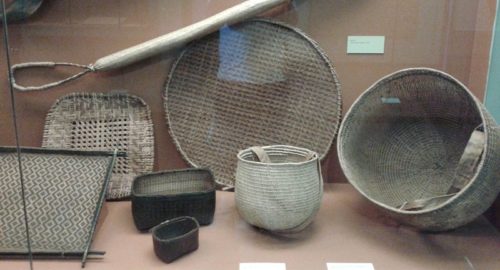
[337,68,500,231]
[43,92,154,200]
[235,145,323,233]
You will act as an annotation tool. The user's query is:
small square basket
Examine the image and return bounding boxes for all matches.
[131,168,216,231]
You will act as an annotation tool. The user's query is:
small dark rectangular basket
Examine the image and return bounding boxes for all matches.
[152,216,199,263]
[131,168,216,231]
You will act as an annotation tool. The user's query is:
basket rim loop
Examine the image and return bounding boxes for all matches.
[237,145,319,167]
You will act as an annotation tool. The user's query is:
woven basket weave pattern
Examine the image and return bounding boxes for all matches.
[0,148,113,254]
[43,92,154,200]
[165,20,341,187]
[338,68,500,231]
[152,216,199,263]
[235,145,322,233]
[132,169,216,231]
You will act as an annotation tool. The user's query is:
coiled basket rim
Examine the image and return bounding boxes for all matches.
[237,145,319,167]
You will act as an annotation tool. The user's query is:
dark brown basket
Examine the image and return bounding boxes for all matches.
[152,216,199,263]
[131,168,215,231]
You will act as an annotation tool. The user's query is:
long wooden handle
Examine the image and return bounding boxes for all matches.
[11,0,289,91]
[93,0,289,71]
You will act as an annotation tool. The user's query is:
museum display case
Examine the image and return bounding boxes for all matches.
[1,0,499,269]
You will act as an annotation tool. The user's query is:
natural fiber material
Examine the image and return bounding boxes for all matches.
[337,68,500,231]
[235,145,323,233]
[152,216,199,263]
[131,168,216,231]
[43,92,154,200]
[0,147,116,265]
[165,19,342,188]
[10,0,288,91]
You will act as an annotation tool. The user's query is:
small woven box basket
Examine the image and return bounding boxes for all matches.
[131,168,216,231]
[337,68,500,231]
[235,145,323,233]
[151,216,199,263]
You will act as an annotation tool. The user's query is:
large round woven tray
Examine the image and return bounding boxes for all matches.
[164,19,342,188]
[43,92,154,200]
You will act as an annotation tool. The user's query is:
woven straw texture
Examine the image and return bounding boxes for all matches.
[235,145,323,233]
[131,168,216,231]
[337,68,500,231]
[152,216,199,263]
[43,92,154,200]
[165,19,341,188]
[0,147,113,254]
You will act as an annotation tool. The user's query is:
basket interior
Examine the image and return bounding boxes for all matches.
[340,71,483,208]
[154,218,198,240]
[133,170,215,196]
[239,146,316,164]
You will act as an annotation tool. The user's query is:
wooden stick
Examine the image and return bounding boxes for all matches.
[93,0,290,71]
[11,0,290,91]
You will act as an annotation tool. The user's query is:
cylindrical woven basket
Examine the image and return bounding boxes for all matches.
[337,68,500,231]
[235,145,323,233]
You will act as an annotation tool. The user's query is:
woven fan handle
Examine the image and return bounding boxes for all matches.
[11,62,94,91]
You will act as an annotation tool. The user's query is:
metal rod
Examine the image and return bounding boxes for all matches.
[1,251,105,260]
[1,1,33,269]
[81,149,117,268]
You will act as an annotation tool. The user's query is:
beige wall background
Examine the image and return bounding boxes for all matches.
[0,0,498,226]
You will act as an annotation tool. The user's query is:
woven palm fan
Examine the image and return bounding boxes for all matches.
[338,68,500,231]
[165,19,342,188]
[43,92,154,200]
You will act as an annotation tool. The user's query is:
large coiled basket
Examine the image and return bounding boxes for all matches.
[235,145,323,233]
[337,68,500,231]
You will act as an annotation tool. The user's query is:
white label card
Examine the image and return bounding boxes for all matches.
[347,36,385,54]
[240,263,286,270]
[327,263,375,270]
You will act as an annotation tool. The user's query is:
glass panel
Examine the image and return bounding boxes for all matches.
[1,0,33,269]
[0,0,498,269]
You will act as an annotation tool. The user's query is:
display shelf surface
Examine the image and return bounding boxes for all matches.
[1,184,499,270]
